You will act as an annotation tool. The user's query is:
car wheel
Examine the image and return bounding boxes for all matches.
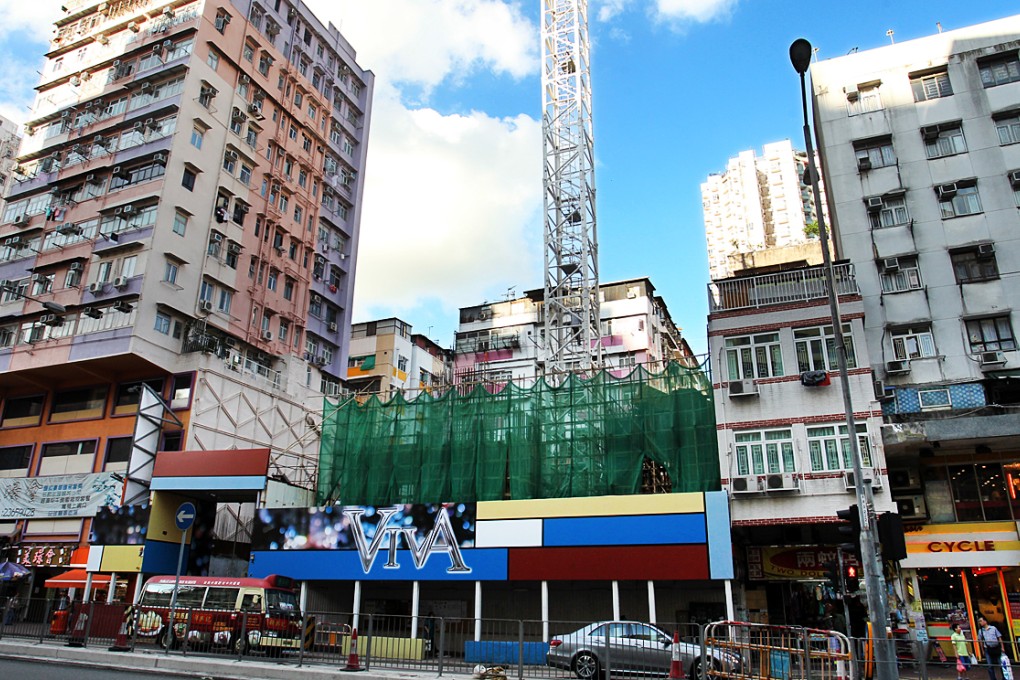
[692,658,721,680]
[573,651,601,680]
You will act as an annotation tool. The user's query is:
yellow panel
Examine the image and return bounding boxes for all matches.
[907,540,1020,553]
[100,545,144,573]
[148,491,193,542]
[477,493,705,520]
[908,522,1018,536]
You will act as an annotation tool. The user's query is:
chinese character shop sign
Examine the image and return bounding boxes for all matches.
[16,545,73,567]
[0,473,123,519]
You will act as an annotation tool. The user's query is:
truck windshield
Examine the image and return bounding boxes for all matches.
[266,589,298,612]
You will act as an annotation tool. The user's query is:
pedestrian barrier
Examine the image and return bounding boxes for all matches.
[703,621,851,680]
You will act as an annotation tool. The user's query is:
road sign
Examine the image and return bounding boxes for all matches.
[175,502,196,531]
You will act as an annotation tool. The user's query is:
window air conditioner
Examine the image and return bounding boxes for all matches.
[882,257,899,271]
[211,233,223,242]
[152,153,167,165]
[199,300,214,312]
[728,378,759,397]
[937,183,957,198]
[12,215,28,226]
[857,157,872,172]
[113,276,128,288]
[977,243,995,258]
[730,476,760,494]
[886,360,910,375]
[873,379,895,401]
[1010,170,1020,187]
[866,197,884,212]
[896,495,928,520]
[69,262,83,272]
[40,313,63,327]
[33,273,48,283]
[88,281,105,294]
[261,330,273,341]
[57,223,82,236]
[765,473,800,492]
[121,205,136,215]
[844,470,882,491]
[227,242,242,254]
[85,173,100,184]
[328,322,338,332]
[889,468,921,490]
[83,307,103,319]
[980,351,1006,367]
[920,125,940,141]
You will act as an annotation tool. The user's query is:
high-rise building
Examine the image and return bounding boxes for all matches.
[702,140,827,280]
[0,0,372,591]
[0,115,22,203]
[810,15,1020,637]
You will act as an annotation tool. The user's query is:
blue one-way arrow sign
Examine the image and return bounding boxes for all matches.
[175,502,196,531]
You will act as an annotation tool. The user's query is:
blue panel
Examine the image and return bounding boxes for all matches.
[465,641,547,665]
[141,539,187,574]
[543,514,706,546]
[704,491,734,579]
[249,548,509,581]
[150,476,266,491]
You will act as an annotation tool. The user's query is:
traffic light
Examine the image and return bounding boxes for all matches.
[836,505,862,553]
[878,512,907,561]
[844,563,860,592]
[823,560,844,593]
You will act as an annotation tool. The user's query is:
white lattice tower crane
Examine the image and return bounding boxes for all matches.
[541,0,601,377]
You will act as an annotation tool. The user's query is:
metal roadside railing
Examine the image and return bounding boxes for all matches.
[0,597,1015,680]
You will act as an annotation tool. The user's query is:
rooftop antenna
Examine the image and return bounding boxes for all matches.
[936,22,943,34]
[886,29,895,44]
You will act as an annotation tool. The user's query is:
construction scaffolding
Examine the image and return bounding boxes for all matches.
[317,361,719,505]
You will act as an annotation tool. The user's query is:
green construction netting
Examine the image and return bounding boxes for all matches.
[317,361,719,505]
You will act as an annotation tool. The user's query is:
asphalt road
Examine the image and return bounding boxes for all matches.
[0,657,205,679]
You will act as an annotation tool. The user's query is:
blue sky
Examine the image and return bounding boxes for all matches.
[1,1,1018,356]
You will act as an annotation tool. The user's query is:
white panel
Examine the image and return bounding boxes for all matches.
[87,546,104,572]
[475,519,542,548]
[24,518,83,535]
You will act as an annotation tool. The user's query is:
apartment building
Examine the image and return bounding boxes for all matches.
[0,115,21,202]
[454,278,695,385]
[810,15,1020,645]
[346,317,453,397]
[702,140,828,280]
[0,0,372,597]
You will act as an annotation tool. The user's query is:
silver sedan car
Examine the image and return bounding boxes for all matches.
[546,621,740,679]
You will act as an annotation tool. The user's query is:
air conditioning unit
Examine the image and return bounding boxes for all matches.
[765,473,800,492]
[128,21,139,32]
[69,262,83,272]
[866,197,884,212]
[121,205,136,216]
[857,157,872,172]
[920,125,940,141]
[85,173,100,184]
[728,379,759,397]
[1010,170,1020,187]
[937,183,958,198]
[83,307,103,319]
[4,236,24,247]
[12,215,27,226]
[845,89,859,102]
[33,273,48,283]
[896,494,928,520]
[152,153,167,165]
[873,379,895,401]
[113,300,133,314]
[113,166,130,179]
[57,223,82,236]
[882,257,899,271]
[113,276,128,288]
[977,243,996,258]
[88,281,105,294]
[261,330,273,341]
[199,300,214,312]
[211,233,223,242]
[730,476,761,494]
[304,351,314,362]
[889,468,921,491]
[328,322,338,332]
[39,313,62,326]
[97,34,109,45]
[240,74,250,84]
[886,360,910,375]
[227,242,242,254]
[980,351,1006,367]
[844,470,883,491]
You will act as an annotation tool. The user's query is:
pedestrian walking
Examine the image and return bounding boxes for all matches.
[977,616,1005,680]
[952,623,971,680]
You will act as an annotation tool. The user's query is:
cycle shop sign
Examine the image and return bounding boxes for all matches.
[0,473,123,519]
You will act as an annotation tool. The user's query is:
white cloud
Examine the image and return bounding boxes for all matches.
[654,0,737,23]
[0,0,62,36]
[597,0,634,22]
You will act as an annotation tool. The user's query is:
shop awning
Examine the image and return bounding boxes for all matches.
[44,569,112,589]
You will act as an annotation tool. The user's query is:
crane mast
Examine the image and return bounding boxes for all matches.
[541,0,601,377]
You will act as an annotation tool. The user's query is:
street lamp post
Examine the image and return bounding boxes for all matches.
[789,39,896,680]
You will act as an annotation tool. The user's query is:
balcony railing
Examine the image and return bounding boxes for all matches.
[708,263,858,312]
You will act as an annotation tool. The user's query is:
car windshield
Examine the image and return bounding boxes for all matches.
[266,588,298,612]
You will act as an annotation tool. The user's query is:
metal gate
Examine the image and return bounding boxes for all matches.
[704,621,853,680]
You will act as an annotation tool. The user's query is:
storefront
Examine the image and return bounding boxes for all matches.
[901,522,1020,658]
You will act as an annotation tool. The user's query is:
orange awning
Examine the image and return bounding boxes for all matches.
[44,569,112,589]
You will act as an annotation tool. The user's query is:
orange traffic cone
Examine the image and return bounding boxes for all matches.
[66,607,88,648]
[343,627,363,671]
[669,630,684,679]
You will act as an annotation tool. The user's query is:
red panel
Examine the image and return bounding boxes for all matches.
[152,449,271,478]
[508,545,709,581]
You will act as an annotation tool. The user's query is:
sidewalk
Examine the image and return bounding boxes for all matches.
[0,638,442,680]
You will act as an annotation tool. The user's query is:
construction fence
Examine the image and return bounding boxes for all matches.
[0,599,1007,680]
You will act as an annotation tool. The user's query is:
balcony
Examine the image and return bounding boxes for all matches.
[708,263,858,312]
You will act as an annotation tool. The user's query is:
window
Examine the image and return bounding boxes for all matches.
[105,438,133,465]
[190,126,204,149]
[207,50,220,70]
[41,440,97,458]
[239,164,252,185]
[808,423,871,471]
[918,388,952,411]
[112,379,164,415]
[163,259,179,284]
[222,150,237,174]
[267,269,278,291]
[995,114,1020,145]
[279,318,290,342]
[847,84,882,115]
[891,325,937,360]
[242,43,255,62]
[879,256,922,293]
[283,278,294,300]
[0,445,32,471]
[979,52,1020,88]
[923,124,966,158]
[937,183,982,218]
[171,373,193,409]
[965,316,1017,353]
[868,194,910,229]
[910,68,953,102]
[181,168,196,191]
[50,386,108,422]
[951,247,999,283]
[1,394,44,428]
[734,430,795,476]
[172,211,188,235]
[854,137,896,169]
[725,333,783,380]
[199,280,214,302]
[154,311,171,334]
[218,289,232,314]
[794,324,856,372]
[199,84,216,108]
[258,53,272,75]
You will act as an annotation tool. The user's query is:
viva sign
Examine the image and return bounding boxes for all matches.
[347,507,469,573]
